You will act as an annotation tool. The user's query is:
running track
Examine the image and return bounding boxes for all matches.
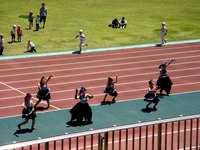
[0,42,200,118]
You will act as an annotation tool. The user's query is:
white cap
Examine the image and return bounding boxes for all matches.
[79,29,83,33]
[162,22,166,25]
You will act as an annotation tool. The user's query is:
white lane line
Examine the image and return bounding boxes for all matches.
[0,72,200,96]
[0,48,200,72]
[1,58,200,85]
[0,55,200,79]
[0,81,200,109]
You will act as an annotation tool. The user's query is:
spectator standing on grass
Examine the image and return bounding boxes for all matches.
[40,3,47,28]
[75,29,88,54]
[17,93,36,131]
[10,24,16,42]
[24,40,37,52]
[161,22,167,44]
[34,75,53,109]
[36,15,40,31]
[0,34,4,56]
[17,25,23,42]
[28,10,34,29]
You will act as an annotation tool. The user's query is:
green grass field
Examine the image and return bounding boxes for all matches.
[0,0,199,56]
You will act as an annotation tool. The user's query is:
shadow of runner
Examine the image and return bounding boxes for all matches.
[35,106,48,111]
[72,50,81,54]
[13,128,33,137]
[100,100,115,105]
[141,107,157,113]
[66,120,93,127]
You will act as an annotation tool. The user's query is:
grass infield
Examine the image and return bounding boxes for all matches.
[0,0,200,56]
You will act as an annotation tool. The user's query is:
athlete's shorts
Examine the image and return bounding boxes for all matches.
[40,16,46,22]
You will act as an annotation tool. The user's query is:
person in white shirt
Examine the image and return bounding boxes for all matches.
[161,22,167,44]
[75,30,88,53]
[119,17,127,28]
[25,40,37,52]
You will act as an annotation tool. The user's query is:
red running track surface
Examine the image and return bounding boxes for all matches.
[0,42,200,118]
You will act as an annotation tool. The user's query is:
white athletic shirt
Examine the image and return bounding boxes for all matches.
[30,42,35,48]
[161,26,167,34]
[77,33,86,41]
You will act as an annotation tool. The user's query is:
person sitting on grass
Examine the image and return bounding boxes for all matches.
[102,75,118,103]
[119,17,127,28]
[24,40,37,53]
[144,80,160,110]
[108,18,119,29]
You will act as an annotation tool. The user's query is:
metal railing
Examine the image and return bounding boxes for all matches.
[0,114,199,150]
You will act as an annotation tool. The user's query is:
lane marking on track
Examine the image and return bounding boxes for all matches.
[1,48,200,72]
[0,73,200,101]
[0,59,200,87]
[1,55,200,79]
[0,81,60,110]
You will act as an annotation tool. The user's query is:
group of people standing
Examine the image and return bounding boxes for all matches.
[0,3,47,56]
[28,2,47,30]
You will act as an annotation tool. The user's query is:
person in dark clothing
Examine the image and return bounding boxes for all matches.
[17,93,36,131]
[102,75,118,103]
[144,80,160,110]
[69,87,93,124]
[157,59,174,95]
[108,18,119,29]
[0,34,4,55]
[34,75,53,109]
